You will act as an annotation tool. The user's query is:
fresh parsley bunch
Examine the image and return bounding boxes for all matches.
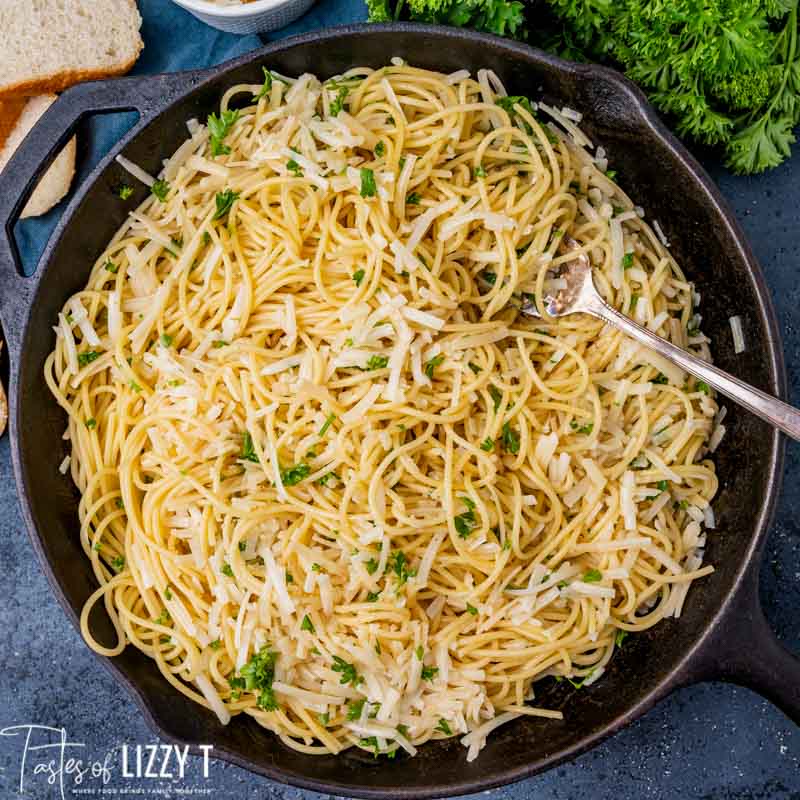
[366,0,527,40]
[542,0,800,174]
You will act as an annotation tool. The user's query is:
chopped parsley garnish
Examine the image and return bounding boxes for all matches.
[406,192,421,205]
[495,95,536,119]
[421,665,439,682]
[557,579,569,589]
[374,140,386,158]
[500,421,520,454]
[228,675,245,699]
[154,609,170,625]
[311,563,321,572]
[366,591,380,602]
[221,563,234,578]
[629,293,640,311]
[329,86,349,117]
[239,646,279,710]
[360,168,377,198]
[160,333,173,348]
[657,480,669,492]
[129,380,142,393]
[332,655,363,687]
[151,179,170,202]
[287,159,303,177]
[570,420,594,435]
[622,252,634,270]
[241,431,259,463]
[207,109,240,157]
[238,541,247,552]
[365,558,380,575]
[85,418,97,429]
[436,718,453,735]
[387,550,416,585]
[78,350,101,367]
[480,436,494,452]
[696,380,710,395]
[424,353,445,379]
[317,471,339,487]
[318,712,330,726]
[474,164,486,178]
[468,362,482,374]
[213,189,240,221]
[319,414,336,436]
[301,614,315,633]
[118,184,134,200]
[615,630,629,647]
[256,67,286,99]
[466,603,478,616]
[489,385,503,412]
[482,270,497,286]
[280,463,311,486]
[347,698,366,720]
[557,670,595,689]
[582,568,603,583]
[606,169,617,181]
[653,373,669,385]
[353,268,366,287]
[415,645,424,660]
[366,354,389,370]
[359,736,386,757]
[111,556,125,572]
[105,260,119,273]
[454,498,477,539]
[202,230,212,246]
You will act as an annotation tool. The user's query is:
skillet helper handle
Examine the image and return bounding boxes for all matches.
[0,71,203,360]
[597,302,800,442]
[690,568,800,725]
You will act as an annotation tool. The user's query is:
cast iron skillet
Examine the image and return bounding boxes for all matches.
[0,23,798,799]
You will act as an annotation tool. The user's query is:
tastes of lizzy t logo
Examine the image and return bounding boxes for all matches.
[0,724,214,799]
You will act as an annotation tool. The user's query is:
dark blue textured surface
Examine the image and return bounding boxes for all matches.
[0,1,798,798]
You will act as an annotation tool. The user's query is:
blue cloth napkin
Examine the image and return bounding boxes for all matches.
[16,0,261,275]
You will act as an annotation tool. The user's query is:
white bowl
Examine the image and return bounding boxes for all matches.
[170,0,315,34]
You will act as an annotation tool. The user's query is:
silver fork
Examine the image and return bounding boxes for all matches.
[514,243,800,442]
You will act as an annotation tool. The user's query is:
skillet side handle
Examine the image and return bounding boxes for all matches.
[689,567,800,725]
[0,71,205,360]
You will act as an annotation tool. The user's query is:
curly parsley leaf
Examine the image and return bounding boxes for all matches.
[207,109,240,157]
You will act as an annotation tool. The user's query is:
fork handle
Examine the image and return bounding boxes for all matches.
[593,302,800,442]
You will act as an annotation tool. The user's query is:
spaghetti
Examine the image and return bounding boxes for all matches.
[45,62,720,760]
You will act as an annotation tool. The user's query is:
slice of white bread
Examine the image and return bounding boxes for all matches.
[0,0,144,98]
[0,95,77,219]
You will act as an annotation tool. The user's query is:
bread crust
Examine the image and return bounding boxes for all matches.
[0,51,143,100]
[0,97,27,149]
